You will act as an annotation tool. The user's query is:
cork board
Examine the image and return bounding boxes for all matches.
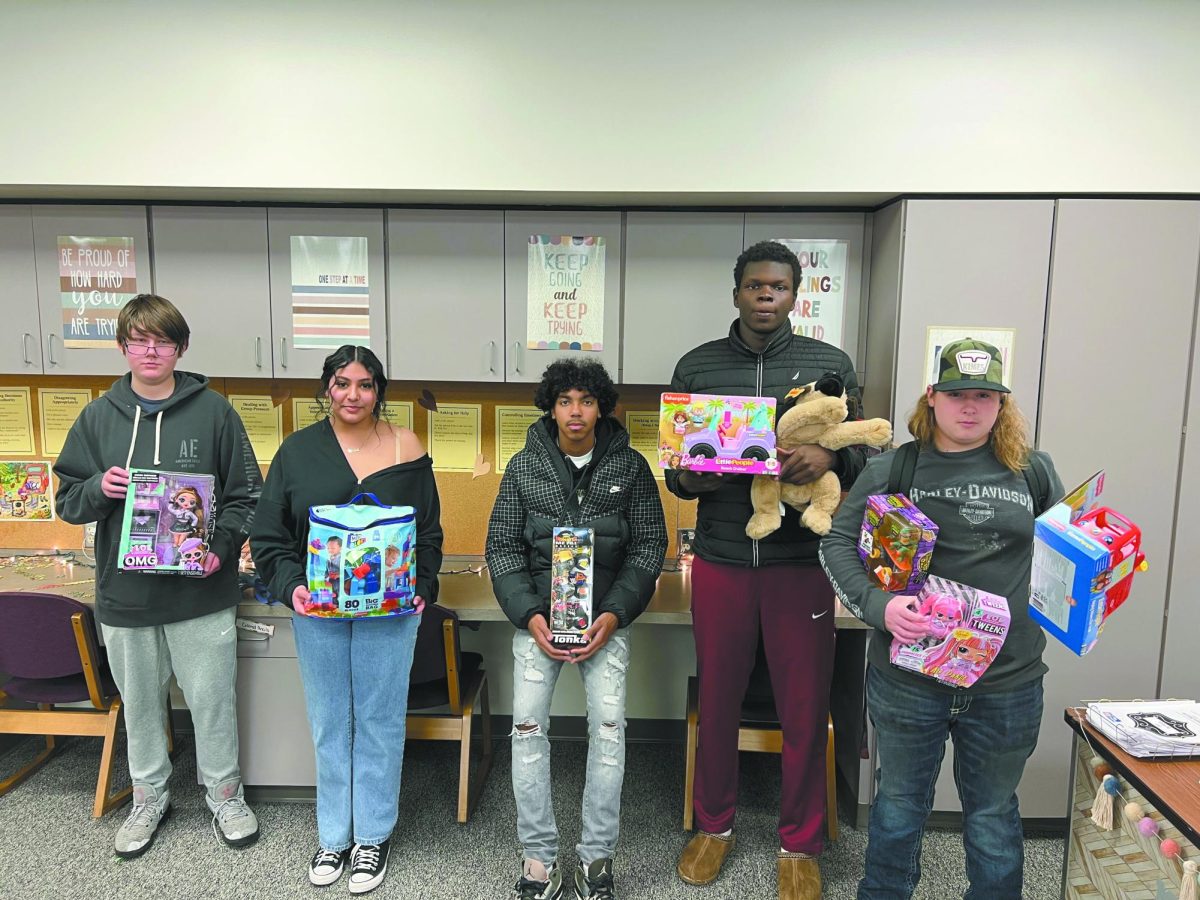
[0,374,693,559]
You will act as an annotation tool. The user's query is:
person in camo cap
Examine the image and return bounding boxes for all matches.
[819,337,1065,899]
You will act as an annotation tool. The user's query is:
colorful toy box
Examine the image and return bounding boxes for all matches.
[657,393,778,475]
[118,469,216,575]
[304,493,417,618]
[1029,471,1148,656]
[550,527,594,646]
[857,494,938,594]
[889,575,1011,689]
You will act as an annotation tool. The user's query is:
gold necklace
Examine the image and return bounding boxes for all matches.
[337,428,374,455]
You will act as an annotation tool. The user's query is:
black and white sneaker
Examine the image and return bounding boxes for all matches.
[308,846,349,886]
[511,860,564,899]
[574,858,615,899]
[348,840,390,894]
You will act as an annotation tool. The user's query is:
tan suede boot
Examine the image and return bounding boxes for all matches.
[778,852,822,900]
[676,831,735,885]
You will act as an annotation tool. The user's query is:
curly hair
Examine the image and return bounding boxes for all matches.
[533,359,619,418]
[906,390,1032,473]
[733,240,803,290]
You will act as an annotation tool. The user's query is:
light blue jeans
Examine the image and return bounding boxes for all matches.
[511,629,630,867]
[292,611,420,851]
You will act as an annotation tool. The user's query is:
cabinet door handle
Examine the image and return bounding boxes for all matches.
[21,332,34,365]
[488,340,497,375]
[279,337,288,369]
[512,341,522,376]
[46,333,59,367]
[255,336,263,369]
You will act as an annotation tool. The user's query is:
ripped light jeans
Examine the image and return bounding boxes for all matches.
[510,628,630,867]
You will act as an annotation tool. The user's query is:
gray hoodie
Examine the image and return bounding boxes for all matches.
[54,372,262,627]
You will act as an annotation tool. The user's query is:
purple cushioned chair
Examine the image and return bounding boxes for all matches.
[405,603,492,823]
[0,591,137,817]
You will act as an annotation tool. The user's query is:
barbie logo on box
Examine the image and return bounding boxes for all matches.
[657,393,778,475]
[889,575,1010,689]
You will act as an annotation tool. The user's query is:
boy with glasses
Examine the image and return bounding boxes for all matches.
[54,294,263,858]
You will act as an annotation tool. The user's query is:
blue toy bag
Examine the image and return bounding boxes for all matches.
[305,493,417,618]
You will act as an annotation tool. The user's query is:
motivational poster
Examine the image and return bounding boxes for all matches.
[57,236,138,348]
[290,236,371,351]
[527,235,605,351]
[772,239,847,348]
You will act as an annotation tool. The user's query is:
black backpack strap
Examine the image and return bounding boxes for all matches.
[887,441,920,496]
[1024,453,1051,516]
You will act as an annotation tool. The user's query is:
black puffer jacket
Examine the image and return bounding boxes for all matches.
[486,416,667,629]
[665,320,868,568]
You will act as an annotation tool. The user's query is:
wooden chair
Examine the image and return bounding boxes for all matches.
[682,644,839,842]
[406,604,493,823]
[0,591,134,817]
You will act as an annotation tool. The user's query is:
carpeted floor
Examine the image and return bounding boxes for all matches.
[0,733,1063,899]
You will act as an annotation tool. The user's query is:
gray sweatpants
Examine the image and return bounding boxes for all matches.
[101,605,242,800]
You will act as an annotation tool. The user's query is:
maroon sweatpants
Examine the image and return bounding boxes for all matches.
[691,555,836,854]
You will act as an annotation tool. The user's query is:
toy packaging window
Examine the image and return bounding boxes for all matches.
[889,574,1011,689]
[550,527,594,645]
[305,494,417,619]
[657,393,778,475]
[118,470,216,575]
[858,494,938,594]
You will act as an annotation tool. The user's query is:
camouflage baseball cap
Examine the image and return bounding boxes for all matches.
[933,338,1010,393]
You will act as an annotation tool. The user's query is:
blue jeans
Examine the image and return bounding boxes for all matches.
[511,629,630,867]
[859,666,1043,900]
[292,611,420,851]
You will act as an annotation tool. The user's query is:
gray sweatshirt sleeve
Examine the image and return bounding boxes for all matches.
[818,453,895,631]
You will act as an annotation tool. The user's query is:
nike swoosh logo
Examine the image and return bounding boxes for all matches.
[811,610,828,619]
[221,625,236,635]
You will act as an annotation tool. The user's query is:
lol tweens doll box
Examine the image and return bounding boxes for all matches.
[889,574,1011,689]
[858,493,938,594]
[118,469,216,575]
[550,527,594,646]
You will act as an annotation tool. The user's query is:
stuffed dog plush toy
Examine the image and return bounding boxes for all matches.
[746,373,892,539]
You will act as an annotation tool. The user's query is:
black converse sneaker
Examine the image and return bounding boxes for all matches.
[574,858,615,899]
[511,860,564,899]
[308,846,349,886]
[348,840,390,894]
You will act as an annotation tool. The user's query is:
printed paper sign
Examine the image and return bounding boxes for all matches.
[38,388,92,456]
[57,236,138,349]
[527,235,605,351]
[0,389,35,454]
[290,236,371,351]
[772,239,847,348]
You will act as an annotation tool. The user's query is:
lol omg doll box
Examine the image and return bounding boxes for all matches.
[550,527,594,646]
[118,469,216,575]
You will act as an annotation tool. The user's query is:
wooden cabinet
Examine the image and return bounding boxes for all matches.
[30,205,151,376]
[387,209,504,382]
[0,206,42,375]
[151,206,273,378]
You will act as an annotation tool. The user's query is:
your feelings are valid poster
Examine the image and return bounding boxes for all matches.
[57,236,138,349]
[773,239,847,349]
[527,235,605,351]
